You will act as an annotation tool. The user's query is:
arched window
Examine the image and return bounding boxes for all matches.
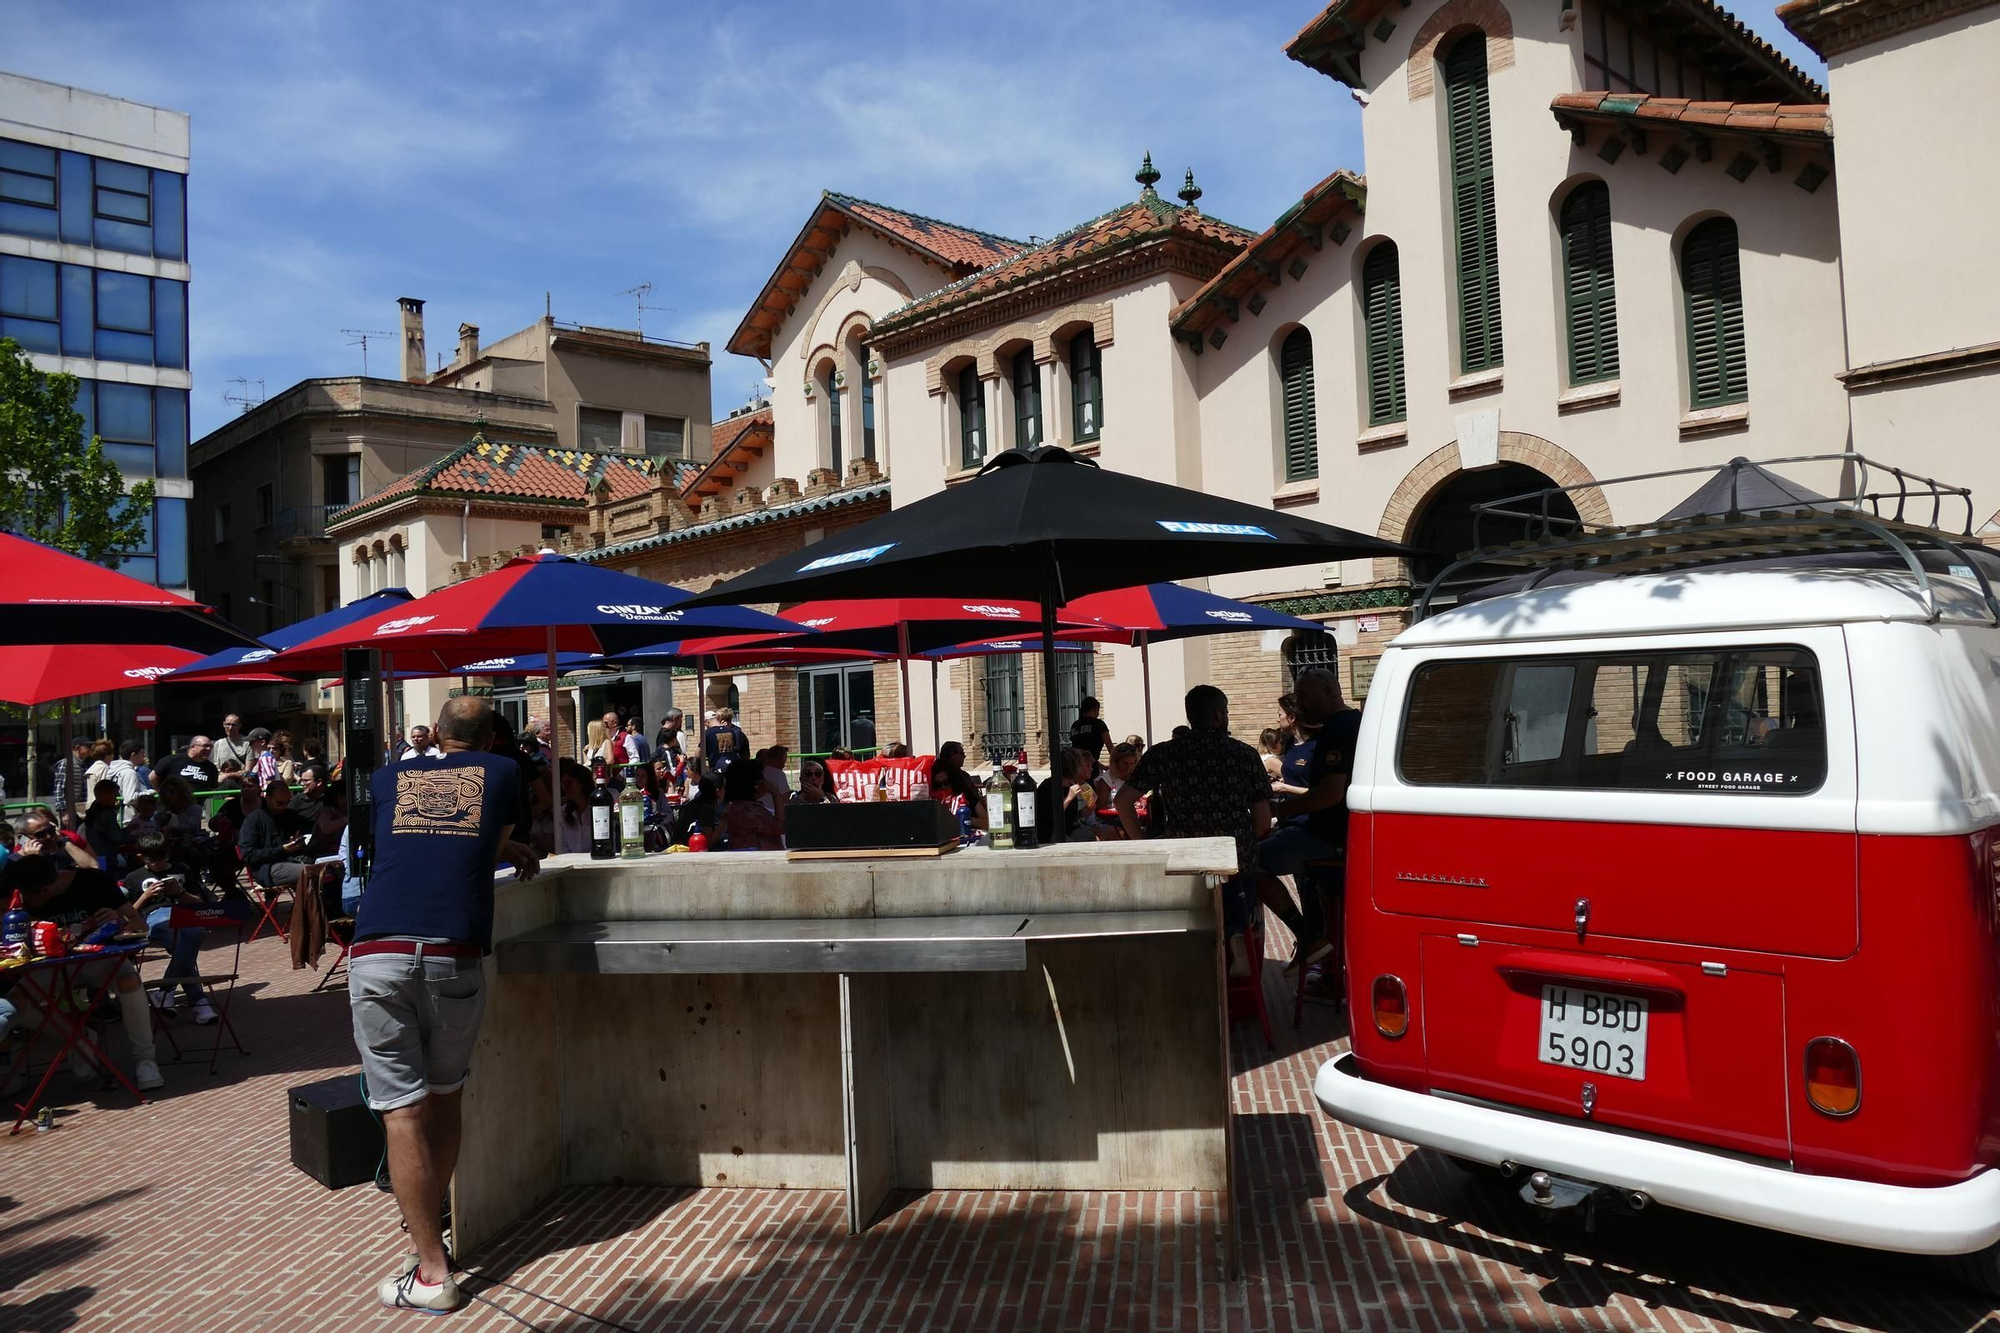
[1681,217,1748,408]
[1444,32,1502,374]
[1012,348,1041,449]
[1560,182,1619,385]
[858,343,876,461]
[1279,327,1318,483]
[1362,244,1407,425]
[386,542,405,588]
[958,364,985,470]
[355,550,372,595]
[1282,630,1338,687]
[1069,330,1103,441]
[824,362,843,473]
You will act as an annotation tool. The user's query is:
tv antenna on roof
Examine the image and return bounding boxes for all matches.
[340,328,394,377]
[614,281,675,337]
[222,377,266,415]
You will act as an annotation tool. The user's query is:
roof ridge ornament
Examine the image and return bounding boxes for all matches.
[1177,169,1203,209]
[1136,150,1162,198]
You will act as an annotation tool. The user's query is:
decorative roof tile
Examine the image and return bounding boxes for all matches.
[581,481,892,563]
[873,196,1256,338]
[1171,169,1366,337]
[727,193,1027,359]
[329,433,663,529]
[1552,91,1833,142]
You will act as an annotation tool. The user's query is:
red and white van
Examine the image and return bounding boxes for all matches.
[1319,539,2000,1285]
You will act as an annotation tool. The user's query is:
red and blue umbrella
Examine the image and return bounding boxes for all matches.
[163,588,418,683]
[0,530,257,653]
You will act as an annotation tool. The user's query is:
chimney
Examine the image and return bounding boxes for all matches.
[457,322,479,367]
[398,297,426,382]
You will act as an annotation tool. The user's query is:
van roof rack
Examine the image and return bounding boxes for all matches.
[1414,453,2000,624]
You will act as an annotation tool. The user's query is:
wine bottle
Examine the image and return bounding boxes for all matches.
[620,766,646,859]
[589,760,618,860]
[985,764,1014,849]
[1011,749,1039,849]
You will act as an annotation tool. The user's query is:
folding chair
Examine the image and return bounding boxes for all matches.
[297,862,356,993]
[246,875,293,943]
[154,904,251,1073]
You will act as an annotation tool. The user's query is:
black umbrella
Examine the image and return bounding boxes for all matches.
[689,447,1410,757]
[1661,456,1832,520]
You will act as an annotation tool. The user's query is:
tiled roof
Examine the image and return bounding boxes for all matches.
[683,406,775,504]
[1289,0,1822,102]
[580,481,891,564]
[1552,92,1833,141]
[873,194,1256,338]
[1171,170,1366,339]
[329,433,664,530]
[726,193,1027,359]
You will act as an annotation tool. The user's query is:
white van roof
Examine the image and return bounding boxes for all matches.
[1398,567,1998,648]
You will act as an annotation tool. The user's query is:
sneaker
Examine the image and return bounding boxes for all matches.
[189,998,218,1025]
[379,1265,461,1314]
[1285,939,1335,974]
[68,1048,99,1083]
[1227,935,1251,979]
[148,990,177,1018]
[133,1059,164,1091]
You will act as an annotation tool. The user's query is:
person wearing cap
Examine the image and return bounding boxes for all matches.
[247,728,279,788]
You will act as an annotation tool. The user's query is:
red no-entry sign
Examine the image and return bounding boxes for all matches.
[134,707,157,730]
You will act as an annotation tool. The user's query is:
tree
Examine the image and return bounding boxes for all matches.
[0,336,154,564]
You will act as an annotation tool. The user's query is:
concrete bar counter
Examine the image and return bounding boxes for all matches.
[453,839,1241,1270]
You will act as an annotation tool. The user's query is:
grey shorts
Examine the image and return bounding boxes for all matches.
[348,949,487,1111]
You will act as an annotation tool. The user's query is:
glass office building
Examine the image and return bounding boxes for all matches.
[0,73,191,590]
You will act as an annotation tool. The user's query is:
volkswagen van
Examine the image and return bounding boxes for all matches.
[1316,484,2000,1287]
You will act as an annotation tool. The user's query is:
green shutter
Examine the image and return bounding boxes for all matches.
[1363,244,1408,425]
[1013,348,1042,448]
[1445,35,1503,374]
[1560,182,1619,385]
[1279,327,1318,482]
[826,365,842,474]
[1070,330,1102,440]
[1682,218,1748,408]
[959,364,984,469]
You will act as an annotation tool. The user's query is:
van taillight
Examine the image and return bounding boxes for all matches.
[1372,975,1409,1039]
[1804,1037,1861,1118]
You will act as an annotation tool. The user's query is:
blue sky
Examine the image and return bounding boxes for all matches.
[14,0,1824,440]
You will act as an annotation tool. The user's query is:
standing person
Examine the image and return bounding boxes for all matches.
[270,730,299,784]
[83,739,115,794]
[1115,685,1274,977]
[520,719,553,770]
[702,707,750,776]
[246,729,279,788]
[652,710,684,764]
[1255,665,1362,971]
[1069,697,1114,770]
[848,710,876,753]
[622,717,651,767]
[398,725,442,761]
[80,780,125,865]
[212,713,252,775]
[161,735,219,791]
[600,711,625,765]
[348,697,538,1313]
[51,738,91,819]
[105,741,146,822]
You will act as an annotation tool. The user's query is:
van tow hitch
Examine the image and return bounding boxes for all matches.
[1520,1169,1651,1232]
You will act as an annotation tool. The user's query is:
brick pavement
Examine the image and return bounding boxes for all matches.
[2,918,1996,1332]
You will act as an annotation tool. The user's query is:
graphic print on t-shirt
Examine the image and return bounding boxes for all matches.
[392,766,487,837]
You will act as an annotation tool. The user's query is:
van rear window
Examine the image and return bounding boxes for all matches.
[1399,647,1825,794]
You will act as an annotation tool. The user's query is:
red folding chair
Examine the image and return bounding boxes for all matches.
[158,904,250,1073]
[245,875,292,943]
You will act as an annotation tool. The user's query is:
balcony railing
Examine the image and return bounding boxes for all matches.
[274,504,346,541]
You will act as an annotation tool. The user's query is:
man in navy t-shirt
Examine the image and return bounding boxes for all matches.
[1256,666,1363,971]
[348,696,538,1315]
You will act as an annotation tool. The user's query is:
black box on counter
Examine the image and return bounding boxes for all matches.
[785,799,961,859]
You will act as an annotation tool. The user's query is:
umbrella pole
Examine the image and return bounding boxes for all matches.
[546,625,560,765]
[897,621,913,752]
[1141,632,1154,746]
[1041,566,1062,771]
[931,659,940,753]
[382,653,396,760]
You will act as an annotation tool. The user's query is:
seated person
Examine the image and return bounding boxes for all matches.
[792,759,839,806]
[670,768,720,846]
[540,759,595,856]
[926,743,986,830]
[715,759,784,851]
[2,851,166,1090]
[120,831,215,1023]
[80,779,124,866]
[123,792,161,842]
[760,746,793,809]
[1037,747,1116,844]
[238,778,312,901]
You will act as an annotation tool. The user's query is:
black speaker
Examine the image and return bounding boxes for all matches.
[289,1075,383,1190]
[784,799,960,854]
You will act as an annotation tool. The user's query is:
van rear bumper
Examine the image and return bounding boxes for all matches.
[1315,1054,2000,1256]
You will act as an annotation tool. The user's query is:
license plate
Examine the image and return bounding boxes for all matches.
[1538,984,1648,1080]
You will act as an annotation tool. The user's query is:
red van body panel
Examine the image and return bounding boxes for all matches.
[1347,812,2000,1188]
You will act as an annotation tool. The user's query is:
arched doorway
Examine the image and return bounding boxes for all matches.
[1409,462,1581,593]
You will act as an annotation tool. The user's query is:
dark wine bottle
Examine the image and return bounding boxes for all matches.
[1011,748,1039,849]
[589,760,618,859]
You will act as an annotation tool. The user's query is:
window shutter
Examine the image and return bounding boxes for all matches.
[1682,218,1748,408]
[1279,327,1318,482]
[826,365,842,474]
[1362,244,1407,425]
[959,365,984,470]
[1013,348,1041,448]
[1070,330,1103,440]
[1560,182,1619,385]
[1445,35,1503,374]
